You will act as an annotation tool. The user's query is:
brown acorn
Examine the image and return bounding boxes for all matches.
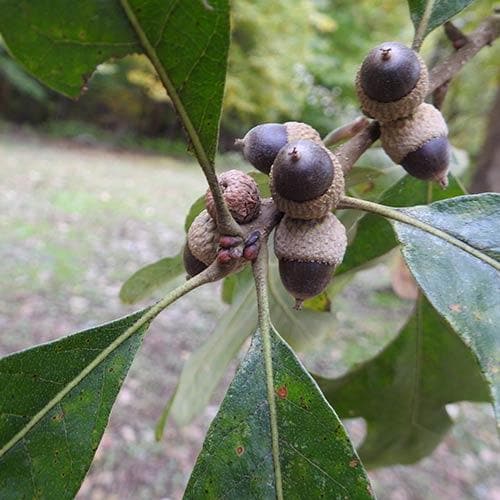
[356,41,429,122]
[380,103,450,187]
[235,122,322,174]
[270,139,344,220]
[184,210,219,277]
[205,170,261,224]
[274,213,347,309]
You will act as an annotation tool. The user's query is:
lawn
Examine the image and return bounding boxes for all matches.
[0,127,498,499]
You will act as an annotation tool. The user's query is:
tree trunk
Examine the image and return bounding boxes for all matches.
[470,87,500,193]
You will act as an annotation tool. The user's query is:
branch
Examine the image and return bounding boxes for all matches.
[323,116,369,147]
[330,13,500,174]
[428,14,500,93]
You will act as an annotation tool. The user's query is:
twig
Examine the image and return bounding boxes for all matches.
[428,14,500,94]
[323,116,369,147]
[433,21,469,109]
[334,122,380,174]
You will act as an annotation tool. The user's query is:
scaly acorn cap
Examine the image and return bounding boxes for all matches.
[274,213,347,265]
[205,169,261,224]
[235,121,321,174]
[274,214,347,308]
[355,41,429,122]
[186,209,219,266]
[381,103,450,186]
[270,144,344,220]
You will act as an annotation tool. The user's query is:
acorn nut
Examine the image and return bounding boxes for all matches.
[270,139,344,219]
[356,41,428,122]
[235,121,322,174]
[184,210,219,277]
[274,214,347,309]
[205,169,261,224]
[381,103,450,187]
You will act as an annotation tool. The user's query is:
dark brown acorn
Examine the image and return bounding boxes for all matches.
[270,139,344,219]
[381,103,450,187]
[183,244,207,278]
[356,41,429,122]
[235,122,321,174]
[274,214,347,309]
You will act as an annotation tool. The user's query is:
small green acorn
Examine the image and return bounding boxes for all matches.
[356,41,429,122]
[270,139,344,220]
[274,213,347,308]
[235,121,321,174]
[381,103,450,187]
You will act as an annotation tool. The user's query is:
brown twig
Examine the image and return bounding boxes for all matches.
[323,116,369,147]
[433,21,469,109]
[330,14,500,175]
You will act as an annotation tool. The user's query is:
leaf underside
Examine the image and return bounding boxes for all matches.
[185,328,374,499]
[0,311,149,498]
[394,193,500,427]
[316,297,489,468]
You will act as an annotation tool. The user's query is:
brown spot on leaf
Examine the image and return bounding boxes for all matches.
[349,459,359,468]
[236,446,244,456]
[449,304,463,313]
[276,385,288,399]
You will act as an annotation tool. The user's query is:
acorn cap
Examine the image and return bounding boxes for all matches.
[205,169,261,224]
[236,122,321,174]
[187,209,219,266]
[270,147,344,220]
[381,103,448,162]
[274,213,347,266]
[285,121,322,144]
[355,42,429,122]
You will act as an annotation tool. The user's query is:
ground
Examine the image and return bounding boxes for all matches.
[0,126,498,499]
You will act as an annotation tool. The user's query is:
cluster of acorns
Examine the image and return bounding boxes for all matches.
[356,41,450,187]
[183,41,451,308]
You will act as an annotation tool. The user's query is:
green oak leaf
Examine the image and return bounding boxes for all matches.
[0,0,230,164]
[185,328,374,499]
[0,310,149,498]
[394,193,500,427]
[119,253,184,304]
[316,296,490,467]
[408,0,475,40]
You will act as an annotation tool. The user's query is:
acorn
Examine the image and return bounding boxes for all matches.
[184,210,219,277]
[380,103,450,187]
[205,169,261,224]
[356,41,429,122]
[235,122,322,174]
[274,213,347,309]
[270,139,344,220]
